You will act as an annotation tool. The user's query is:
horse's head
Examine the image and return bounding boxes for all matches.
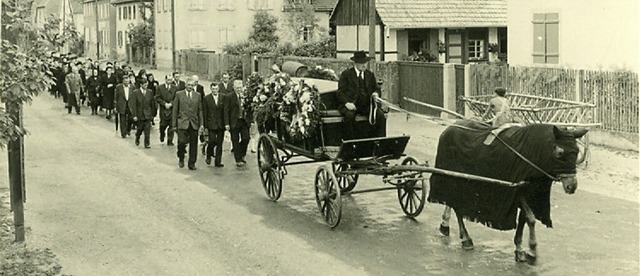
[548,126,588,194]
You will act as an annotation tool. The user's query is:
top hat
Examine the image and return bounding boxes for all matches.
[350,51,372,63]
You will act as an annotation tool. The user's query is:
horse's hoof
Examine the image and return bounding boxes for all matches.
[461,239,474,250]
[439,224,450,236]
[514,250,527,262]
[526,252,537,265]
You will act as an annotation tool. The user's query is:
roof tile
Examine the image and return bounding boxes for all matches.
[376,0,507,28]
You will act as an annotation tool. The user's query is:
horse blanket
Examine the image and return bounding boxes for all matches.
[427,120,554,231]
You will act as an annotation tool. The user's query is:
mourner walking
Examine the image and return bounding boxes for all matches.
[115,76,134,138]
[155,75,177,146]
[65,64,84,115]
[225,80,251,167]
[172,77,204,170]
[202,82,226,167]
[130,79,156,148]
[101,66,117,120]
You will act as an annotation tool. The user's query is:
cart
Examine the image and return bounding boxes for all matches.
[458,93,601,164]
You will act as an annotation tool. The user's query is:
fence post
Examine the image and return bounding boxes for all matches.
[575,69,582,102]
[464,64,472,117]
[442,63,457,119]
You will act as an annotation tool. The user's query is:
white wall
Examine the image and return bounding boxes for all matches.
[336,25,400,61]
[508,0,640,72]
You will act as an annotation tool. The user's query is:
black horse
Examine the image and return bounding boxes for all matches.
[427,120,587,263]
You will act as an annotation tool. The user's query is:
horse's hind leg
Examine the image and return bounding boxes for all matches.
[520,198,538,264]
[513,209,528,262]
[439,206,452,236]
[455,209,474,250]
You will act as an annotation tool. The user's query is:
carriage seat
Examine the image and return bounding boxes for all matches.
[319,109,370,123]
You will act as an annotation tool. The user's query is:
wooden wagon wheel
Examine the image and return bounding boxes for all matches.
[257,134,283,201]
[397,156,427,217]
[333,163,358,193]
[314,165,342,228]
[575,133,590,166]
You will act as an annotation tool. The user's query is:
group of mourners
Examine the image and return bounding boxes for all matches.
[48,53,255,170]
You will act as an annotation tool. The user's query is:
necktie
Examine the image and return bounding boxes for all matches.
[188,91,191,100]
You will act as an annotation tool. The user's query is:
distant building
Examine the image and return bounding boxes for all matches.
[507,0,639,72]
[32,0,84,53]
[83,0,117,60]
[330,0,507,63]
[154,0,337,70]
[111,0,153,61]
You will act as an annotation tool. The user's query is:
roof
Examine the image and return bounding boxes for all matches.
[313,0,338,12]
[330,0,507,29]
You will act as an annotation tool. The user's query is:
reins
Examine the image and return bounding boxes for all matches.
[376,98,562,181]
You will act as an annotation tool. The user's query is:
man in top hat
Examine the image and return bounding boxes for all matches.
[336,51,386,140]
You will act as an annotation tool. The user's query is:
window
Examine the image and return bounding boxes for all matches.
[118,7,121,20]
[190,27,205,48]
[163,0,169,11]
[218,0,235,10]
[218,26,235,47]
[301,26,313,42]
[118,31,123,48]
[468,40,485,60]
[189,0,205,10]
[249,0,271,10]
[533,13,559,64]
[133,5,136,19]
[157,0,161,13]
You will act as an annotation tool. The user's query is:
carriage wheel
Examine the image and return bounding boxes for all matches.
[314,165,342,228]
[257,134,283,201]
[576,133,590,166]
[397,157,427,217]
[333,163,359,193]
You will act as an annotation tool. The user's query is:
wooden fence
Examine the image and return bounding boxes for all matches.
[177,50,241,80]
[469,65,639,133]
[396,62,444,117]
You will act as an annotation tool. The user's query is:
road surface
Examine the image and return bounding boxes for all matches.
[1,94,638,275]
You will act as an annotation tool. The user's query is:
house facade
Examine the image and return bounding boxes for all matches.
[33,0,84,53]
[83,0,117,60]
[112,0,152,61]
[330,0,507,63]
[155,0,336,70]
[507,0,639,73]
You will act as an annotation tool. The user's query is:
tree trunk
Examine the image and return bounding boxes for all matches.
[6,102,25,242]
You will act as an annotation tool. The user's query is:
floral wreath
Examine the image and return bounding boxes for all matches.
[249,72,322,141]
[305,65,338,81]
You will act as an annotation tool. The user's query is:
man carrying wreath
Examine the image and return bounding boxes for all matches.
[336,51,386,140]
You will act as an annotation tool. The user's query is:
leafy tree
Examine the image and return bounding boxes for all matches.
[282,3,323,43]
[41,15,83,55]
[129,2,154,48]
[1,0,56,146]
[248,11,278,46]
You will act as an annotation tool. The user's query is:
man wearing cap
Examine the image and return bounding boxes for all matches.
[336,51,386,140]
[203,82,226,167]
[129,79,155,148]
[156,75,177,145]
[172,77,204,170]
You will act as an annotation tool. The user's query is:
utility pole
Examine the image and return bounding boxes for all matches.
[95,0,100,60]
[171,0,176,71]
[368,0,376,71]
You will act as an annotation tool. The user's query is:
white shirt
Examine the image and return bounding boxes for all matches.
[124,85,130,101]
[187,91,192,99]
[354,68,364,79]
[212,94,218,105]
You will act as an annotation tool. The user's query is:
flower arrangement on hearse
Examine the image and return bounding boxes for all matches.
[246,72,323,143]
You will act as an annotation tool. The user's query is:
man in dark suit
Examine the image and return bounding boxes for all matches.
[203,82,226,167]
[129,78,155,148]
[173,71,186,91]
[172,77,204,170]
[336,51,386,140]
[218,73,233,95]
[225,80,251,167]
[155,75,177,145]
[114,76,135,138]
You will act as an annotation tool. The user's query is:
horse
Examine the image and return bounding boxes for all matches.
[427,120,587,264]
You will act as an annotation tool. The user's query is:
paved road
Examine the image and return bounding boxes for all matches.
[3,95,638,275]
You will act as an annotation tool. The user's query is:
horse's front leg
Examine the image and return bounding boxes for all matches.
[455,209,474,250]
[513,208,528,262]
[439,206,452,236]
[520,198,538,264]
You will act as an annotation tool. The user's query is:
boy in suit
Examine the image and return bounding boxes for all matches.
[130,79,156,148]
[172,77,204,170]
[203,82,226,167]
[336,51,386,140]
